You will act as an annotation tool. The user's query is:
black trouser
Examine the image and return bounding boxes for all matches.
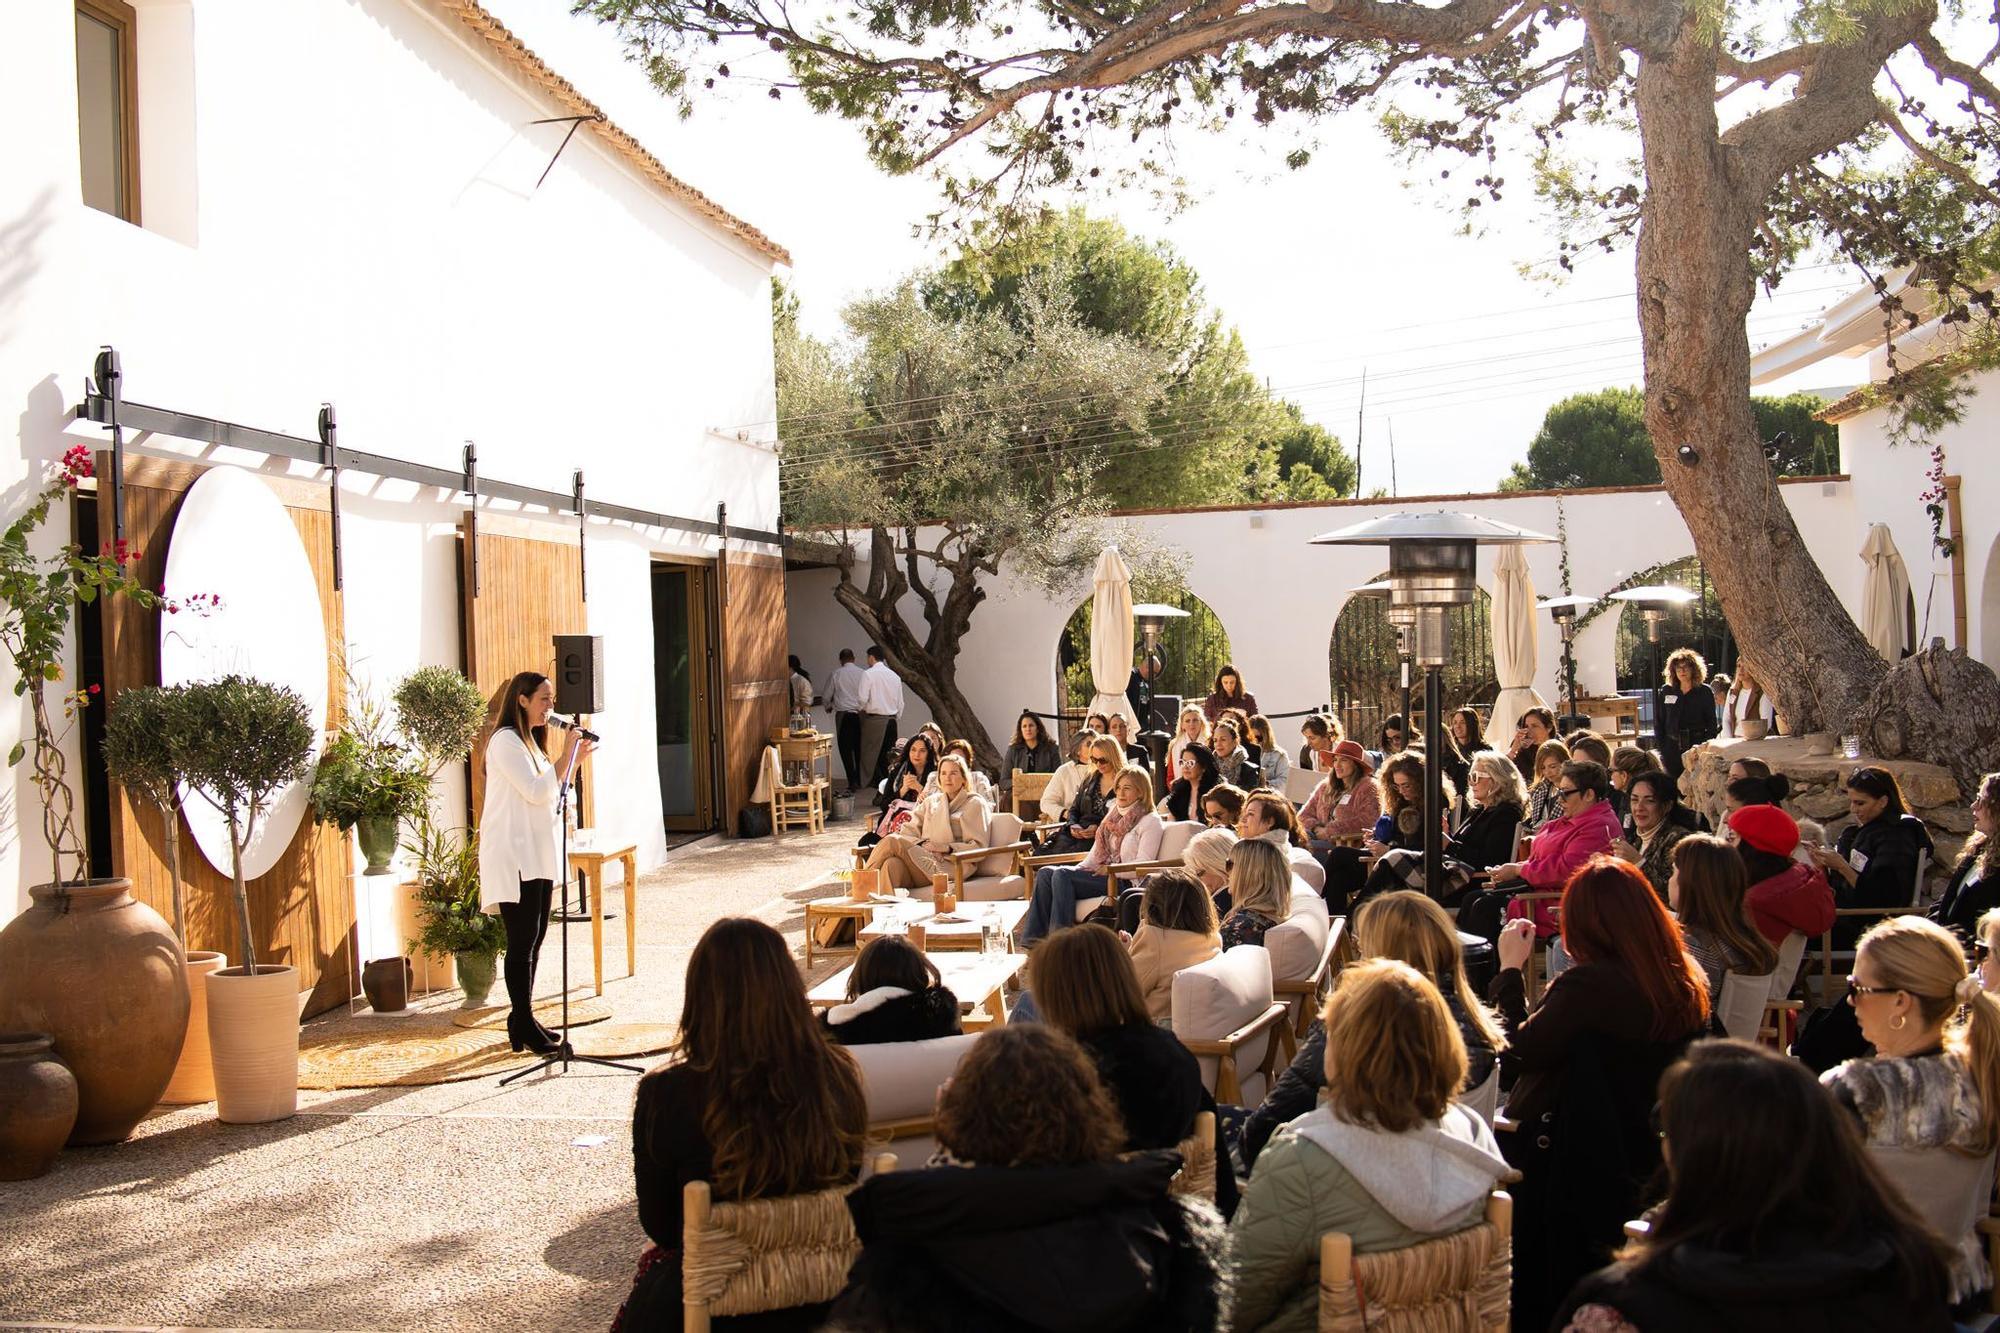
[858,714,897,788]
[1319,846,1369,914]
[834,710,863,791]
[497,877,554,1020]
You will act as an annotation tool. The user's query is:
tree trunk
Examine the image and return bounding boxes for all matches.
[1858,646,2000,799]
[831,524,1004,775]
[1632,43,1887,741]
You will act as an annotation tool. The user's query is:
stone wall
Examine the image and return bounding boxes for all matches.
[1683,736,1971,899]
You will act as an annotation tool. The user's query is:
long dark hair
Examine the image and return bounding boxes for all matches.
[667,918,866,1197]
[1561,858,1710,1039]
[1726,774,1791,807]
[1012,710,1048,751]
[495,671,550,757]
[1670,835,1778,975]
[1178,742,1221,799]
[847,933,941,1000]
[1211,664,1248,700]
[1847,765,1909,819]
[1628,1040,1952,1307]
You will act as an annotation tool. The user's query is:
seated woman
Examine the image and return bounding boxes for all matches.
[1203,662,1258,722]
[1124,870,1223,1020]
[1106,711,1152,772]
[1824,915,2000,1311]
[1209,715,1261,791]
[1507,705,1556,780]
[1377,711,1409,760]
[1241,891,1506,1172]
[1084,711,1112,736]
[1559,1041,1955,1332]
[1201,781,1249,830]
[1491,859,1710,1331]
[1363,751,1525,905]
[933,738,993,800]
[1448,706,1486,759]
[820,935,961,1046]
[1023,763,1162,944]
[1367,752,1452,857]
[1217,837,1291,949]
[1929,772,1999,939]
[1810,766,1935,946]
[1720,661,1778,739]
[1608,770,1691,899]
[1728,753,1773,784]
[1730,804,1836,946]
[1246,714,1291,790]
[830,1026,1227,1332]
[1157,741,1221,823]
[999,711,1061,804]
[1038,729,1100,824]
[1168,704,1210,777]
[1298,740,1380,853]
[1038,736,1119,858]
[1461,760,1623,944]
[1667,834,1778,1000]
[857,732,936,850]
[1522,739,1571,831]
[623,919,867,1331]
[1237,790,1319,889]
[861,753,989,891]
[1297,713,1339,774]
[1608,744,1660,804]
[1230,958,1511,1333]
[1567,732,1613,769]
[1723,771,1791,818]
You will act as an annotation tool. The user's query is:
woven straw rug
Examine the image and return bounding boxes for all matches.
[297,994,675,1089]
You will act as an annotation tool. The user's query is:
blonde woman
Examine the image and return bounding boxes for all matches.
[1523,738,1571,831]
[1167,705,1209,776]
[1825,915,2000,1306]
[1219,837,1291,949]
[862,753,990,890]
[1127,869,1222,1020]
[1722,661,1777,739]
[1247,714,1291,789]
[1023,763,1161,943]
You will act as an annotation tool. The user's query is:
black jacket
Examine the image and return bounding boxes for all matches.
[1557,1235,1955,1333]
[1929,851,1996,940]
[1447,800,1523,872]
[1162,773,1218,823]
[1002,738,1062,781]
[1655,684,1719,776]
[827,1154,1228,1333]
[1838,812,1932,910]
[1079,1022,1202,1151]
[1212,744,1262,791]
[820,986,961,1047]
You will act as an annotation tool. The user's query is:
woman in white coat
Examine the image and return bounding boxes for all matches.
[480,671,592,1054]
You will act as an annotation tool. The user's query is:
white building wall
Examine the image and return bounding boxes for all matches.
[1,0,780,920]
[787,479,1862,744]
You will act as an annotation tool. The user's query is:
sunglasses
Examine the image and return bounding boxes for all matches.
[1555,786,1581,800]
[1846,977,1900,998]
[1095,758,1116,768]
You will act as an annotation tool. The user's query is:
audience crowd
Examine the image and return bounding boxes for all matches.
[624,648,2000,1333]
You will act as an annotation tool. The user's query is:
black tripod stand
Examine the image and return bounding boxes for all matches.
[502,752,642,1086]
[552,767,615,923]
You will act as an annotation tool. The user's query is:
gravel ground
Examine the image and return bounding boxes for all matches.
[0,823,862,1333]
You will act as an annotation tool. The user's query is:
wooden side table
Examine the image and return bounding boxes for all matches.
[804,895,875,964]
[569,841,639,995]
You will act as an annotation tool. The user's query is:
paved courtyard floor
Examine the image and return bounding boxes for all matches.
[0,822,863,1333]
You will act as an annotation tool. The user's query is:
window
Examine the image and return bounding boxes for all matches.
[75,0,140,223]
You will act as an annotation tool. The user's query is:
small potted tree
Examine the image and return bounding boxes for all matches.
[408,818,504,1008]
[392,665,488,995]
[101,684,226,1104]
[173,675,315,1124]
[308,730,427,875]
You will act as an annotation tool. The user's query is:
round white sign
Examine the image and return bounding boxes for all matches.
[159,467,329,881]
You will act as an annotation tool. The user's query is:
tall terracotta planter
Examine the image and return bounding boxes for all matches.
[205,964,299,1124]
[0,879,189,1145]
[160,951,227,1104]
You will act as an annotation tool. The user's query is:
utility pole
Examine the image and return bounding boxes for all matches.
[1388,418,1398,497]
[1353,367,1367,497]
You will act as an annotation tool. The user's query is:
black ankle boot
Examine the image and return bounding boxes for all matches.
[507,1010,560,1055]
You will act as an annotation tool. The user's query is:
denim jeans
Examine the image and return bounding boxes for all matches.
[1022,865,1112,942]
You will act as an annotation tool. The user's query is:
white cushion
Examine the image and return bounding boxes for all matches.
[851,1033,980,1123]
[1288,847,1325,894]
[960,873,1025,902]
[1284,767,1321,804]
[1155,821,1202,866]
[1171,945,1277,1105]
[976,813,1026,877]
[1266,910,1328,986]
[1288,886,1328,922]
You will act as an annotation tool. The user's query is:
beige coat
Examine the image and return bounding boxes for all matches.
[1129,924,1222,1020]
[915,789,990,854]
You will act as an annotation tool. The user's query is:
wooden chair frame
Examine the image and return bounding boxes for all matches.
[1809,851,1930,999]
[1509,889,1562,1001]
[1276,916,1345,1038]
[948,839,1033,898]
[1319,1190,1513,1333]
[1180,1000,1291,1104]
[1012,769,1054,821]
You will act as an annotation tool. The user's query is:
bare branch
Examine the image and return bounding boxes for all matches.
[1877,104,2000,207]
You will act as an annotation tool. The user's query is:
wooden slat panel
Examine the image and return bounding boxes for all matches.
[99,459,354,1016]
[719,550,788,830]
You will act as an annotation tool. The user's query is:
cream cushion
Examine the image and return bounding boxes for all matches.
[1288,846,1325,895]
[1265,903,1330,988]
[850,1033,979,1170]
[963,812,1027,900]
[1171,945,1278,1105]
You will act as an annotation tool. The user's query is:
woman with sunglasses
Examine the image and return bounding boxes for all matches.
[1038,736,1122,858]
[1825,915,2000,1312]
[1023,763,1161,944]
[1459,760,1623,946]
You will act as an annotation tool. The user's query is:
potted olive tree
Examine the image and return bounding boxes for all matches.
[391,665,488,997]
[173,675,314,1124]
[102,684,227,1104]
[308,730,426,875]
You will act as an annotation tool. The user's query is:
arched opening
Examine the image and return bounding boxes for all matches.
[1057,585,1232,731]
[1613,556,1734,692]
[1327,573,1497,745]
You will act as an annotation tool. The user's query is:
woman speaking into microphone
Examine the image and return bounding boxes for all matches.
[480,671,593,1054]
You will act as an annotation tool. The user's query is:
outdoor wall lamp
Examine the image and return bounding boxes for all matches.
[1676,444,1701,466]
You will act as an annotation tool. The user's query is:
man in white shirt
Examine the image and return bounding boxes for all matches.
[824,648,869,793]
[856,645,905,789]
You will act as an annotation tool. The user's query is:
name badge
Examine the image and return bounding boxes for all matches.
[1662,693,1679,705]
[1851,850,1870,874]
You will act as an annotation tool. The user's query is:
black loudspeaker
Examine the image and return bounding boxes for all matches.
[554,634,604,714]
[1148,692,1182,734]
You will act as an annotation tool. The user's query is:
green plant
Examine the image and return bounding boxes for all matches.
[408,818,504,959]
[101,684,195,940]
[393,665,487,782]
[172,676,315,975]
[308,732,427,831]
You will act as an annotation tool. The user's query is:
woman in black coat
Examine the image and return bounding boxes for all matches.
[1654,647,1720,783]
[818,937,961,1047]
[1157,743,1221,822]
[999,712,1062,805]
[1810,765,1934,947]
[827,1026,1227,1333]
[1929,773,1998,940]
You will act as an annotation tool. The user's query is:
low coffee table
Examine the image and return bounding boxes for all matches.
[803,895,876,964]
[808,951,1030,1027]
[858,899,1029,952]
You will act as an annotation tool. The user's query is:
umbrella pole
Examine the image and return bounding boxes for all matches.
[1424,665,1444,900]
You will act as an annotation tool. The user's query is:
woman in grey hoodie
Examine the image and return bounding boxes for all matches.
[1227,959,1511,1333]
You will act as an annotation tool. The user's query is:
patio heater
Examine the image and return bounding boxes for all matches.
[1313,514,1552,898]
[1537,595,1597,730]
[1609,584,1699,741]
[1350,580,1415,731]
[1132,602,1190,768]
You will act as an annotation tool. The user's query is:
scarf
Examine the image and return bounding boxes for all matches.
[1088,800,1145,867]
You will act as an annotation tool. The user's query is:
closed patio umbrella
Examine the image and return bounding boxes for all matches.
[1488,543,1545,746]
[1860,523,1910,661]
[1088,547,1137,729]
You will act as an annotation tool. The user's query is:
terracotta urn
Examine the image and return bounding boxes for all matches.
[0,879,189,1145]
[0,1033,78,1180]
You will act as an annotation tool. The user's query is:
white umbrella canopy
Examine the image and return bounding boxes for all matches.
[1860,523,1911,661]
[1488,544,1545,747]
[1088,547,1138,729]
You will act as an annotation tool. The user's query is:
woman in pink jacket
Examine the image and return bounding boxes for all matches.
[1461,760,1624,942]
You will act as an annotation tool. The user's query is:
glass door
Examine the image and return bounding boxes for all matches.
[652,563,717,831]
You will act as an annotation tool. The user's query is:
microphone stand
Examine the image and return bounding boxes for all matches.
[502,738,643,1086]
[552,719,613,923]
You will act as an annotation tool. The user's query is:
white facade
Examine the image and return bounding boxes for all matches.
[786,479,1864,741]
[1,0,782,921]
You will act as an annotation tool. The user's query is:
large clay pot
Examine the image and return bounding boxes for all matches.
[0,1033,78,1180]
[160,951,227,1105]
[455,951,497,1009]
[0,879,189,1145]
[205,964,299,1124]
[361,956,412,1013]
[357,814,399,876]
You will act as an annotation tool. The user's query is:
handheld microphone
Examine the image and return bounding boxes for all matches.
[548,713,602,743]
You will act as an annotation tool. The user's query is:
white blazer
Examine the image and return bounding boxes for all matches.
[479,728,565,913]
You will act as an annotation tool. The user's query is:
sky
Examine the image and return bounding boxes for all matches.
[481,2,1859,498]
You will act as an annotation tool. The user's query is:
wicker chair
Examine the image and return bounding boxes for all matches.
[681,1154,897,1332]
[1318,1190,1512,1333]
[1169,1110,1218,1203]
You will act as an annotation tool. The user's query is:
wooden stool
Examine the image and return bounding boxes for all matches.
[569,841,638,996]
